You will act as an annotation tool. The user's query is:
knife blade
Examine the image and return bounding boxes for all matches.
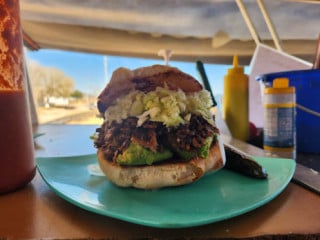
[224,143,268,179]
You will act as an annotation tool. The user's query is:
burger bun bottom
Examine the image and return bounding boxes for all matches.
[97,136,226,189]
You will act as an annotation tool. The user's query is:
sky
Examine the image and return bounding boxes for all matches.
[26,49,234,97]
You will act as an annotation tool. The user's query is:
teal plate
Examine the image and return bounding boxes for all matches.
[36,155,295,228]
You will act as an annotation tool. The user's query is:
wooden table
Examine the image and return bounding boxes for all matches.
[1,124,319,239]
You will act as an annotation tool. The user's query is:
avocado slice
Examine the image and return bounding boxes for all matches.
[175,137,213,160]
[116,142,173,166]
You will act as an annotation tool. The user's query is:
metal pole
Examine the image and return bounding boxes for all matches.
[235,0,261,46]
[257,0,283,51]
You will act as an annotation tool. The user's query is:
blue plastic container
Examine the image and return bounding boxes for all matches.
[257,69,320,153]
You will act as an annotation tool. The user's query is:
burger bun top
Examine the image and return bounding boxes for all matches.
[97,65,202,114]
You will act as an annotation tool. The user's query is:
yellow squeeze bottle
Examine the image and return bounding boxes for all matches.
[222,55,249,141]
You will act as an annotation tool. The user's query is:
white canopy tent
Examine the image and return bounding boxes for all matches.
[20,0,320,65]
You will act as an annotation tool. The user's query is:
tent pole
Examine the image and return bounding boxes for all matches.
[257,0,283,51]
[235,0,261,46]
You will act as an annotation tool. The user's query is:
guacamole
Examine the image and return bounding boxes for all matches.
[116,136,214,166]
[116,142,173,166]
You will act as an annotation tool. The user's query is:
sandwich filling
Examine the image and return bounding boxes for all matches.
[95,86,219,166]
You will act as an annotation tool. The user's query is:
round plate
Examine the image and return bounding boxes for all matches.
[37,154,295,228]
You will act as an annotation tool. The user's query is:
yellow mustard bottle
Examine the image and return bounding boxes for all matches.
[222,55,249,141]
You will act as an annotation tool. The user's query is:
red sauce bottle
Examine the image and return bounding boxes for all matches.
[0,0,36,193]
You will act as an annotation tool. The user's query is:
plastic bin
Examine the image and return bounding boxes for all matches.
[256,69,320,153]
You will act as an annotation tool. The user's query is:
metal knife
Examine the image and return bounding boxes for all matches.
[224,143,268,179]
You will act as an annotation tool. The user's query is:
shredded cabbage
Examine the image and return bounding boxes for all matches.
[104,86,213,127]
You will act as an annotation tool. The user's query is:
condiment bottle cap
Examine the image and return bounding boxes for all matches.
[227,55,244,74]
[265,78,295,94]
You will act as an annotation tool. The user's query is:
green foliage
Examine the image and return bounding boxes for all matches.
[70,90,84,99]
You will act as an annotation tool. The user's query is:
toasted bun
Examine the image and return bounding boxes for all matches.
[97,136,226,189]
[97,64,202,114]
